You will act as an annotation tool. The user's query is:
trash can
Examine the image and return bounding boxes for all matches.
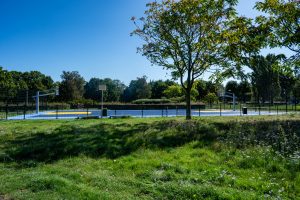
[102,108,108,117]
[242,107,247,115]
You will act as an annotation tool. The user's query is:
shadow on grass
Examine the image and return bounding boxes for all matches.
[0,120,217,164]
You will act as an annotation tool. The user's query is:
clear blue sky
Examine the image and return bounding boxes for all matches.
[0,0,290,84]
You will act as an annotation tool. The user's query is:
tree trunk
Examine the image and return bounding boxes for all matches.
[186,89,192,120]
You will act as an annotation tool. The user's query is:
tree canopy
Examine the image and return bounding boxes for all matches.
[132,0,242,119]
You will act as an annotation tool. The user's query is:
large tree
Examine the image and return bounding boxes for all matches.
[249,54,284,104]
[132,0,241,119]
[255,0,300,63]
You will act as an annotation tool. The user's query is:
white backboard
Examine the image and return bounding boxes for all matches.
[99,85,107,91]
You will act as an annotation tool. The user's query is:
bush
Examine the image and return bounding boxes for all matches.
[69,99,95,108]
[132,99,172,104]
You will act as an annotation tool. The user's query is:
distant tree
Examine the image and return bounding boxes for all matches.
[0,67,15,102]
[293,79,300,101]
[225,81,239,96]
[150,80,175,99]
[279,67,296,102]
[84,78,125,102]
[22,71,54,91]
[237,81,252,103]
[163,85,182,99]
[132,0,242,119]
[59,71,85,101]
[204,93,218,108]
[249,54,283,103]
[194,80,207,100]
[0,68,54,103]
[122,76,151,102]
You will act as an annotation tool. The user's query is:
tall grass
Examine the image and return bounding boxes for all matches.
[0,116,299,199]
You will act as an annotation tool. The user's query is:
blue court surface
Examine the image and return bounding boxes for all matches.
[7,109,284,120]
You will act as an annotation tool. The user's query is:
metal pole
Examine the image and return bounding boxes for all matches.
[56,105,58,119]
[233,93,236,111]
[101,90,104,117]
[166,106,168,117]
[26,90,28,107]
[36,91,39,114]
[5,104,8,120]
[23,105,26,120]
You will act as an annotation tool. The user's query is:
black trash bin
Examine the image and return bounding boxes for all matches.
[102,108,108,117]
[242,107,247,115]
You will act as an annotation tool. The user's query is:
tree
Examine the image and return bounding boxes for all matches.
[237,81,252,103]
[249,54,283,103]
[84,78,125,102]
[255,0,300,62]
[293,79,300,101]
[163,85,182,99]
[225,81,239,96]
[132,0,240,119]
[59,71,85,101]
[122,76,151,102]
[149,80,175,99]
[204,93,218,108]
[22,71,54,91]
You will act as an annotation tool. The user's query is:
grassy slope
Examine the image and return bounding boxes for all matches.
[0,116,299,199]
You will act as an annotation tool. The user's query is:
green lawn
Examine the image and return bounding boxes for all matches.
[0,116,299,199]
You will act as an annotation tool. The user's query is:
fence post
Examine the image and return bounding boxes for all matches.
[141,107,144,118]
[220,103,222,116]
[259,104,261,115]
[199,105,201,117]
[240,103,242,116]
[56,105,58,119]
[176,106,178,117]
[5,105,8,120]
[166,106,168,117]
[277,104,279,115]
[23,105,26,120]
[87,107,89,117]
[115,109,117,116]
[161,109,164,117]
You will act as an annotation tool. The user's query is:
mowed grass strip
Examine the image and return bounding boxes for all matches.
[0,116,299,199]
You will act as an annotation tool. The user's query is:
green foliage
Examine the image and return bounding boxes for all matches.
[293,79,300,100]
[163,85,183,99]
[149,80,175,99]
[249,54,284,103]
[0,117,299,199]
[122,76,152,102]
[84,78,125,102]
[255,0,300,62]
[132,98,172,104]
[0,67,55,102]
[132,0,241,119]
[59,71,85,101]
[203,93,219,107]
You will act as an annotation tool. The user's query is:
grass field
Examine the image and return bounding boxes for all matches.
[0,116,299,199]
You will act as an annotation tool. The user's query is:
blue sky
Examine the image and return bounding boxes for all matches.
[0,0,290,84]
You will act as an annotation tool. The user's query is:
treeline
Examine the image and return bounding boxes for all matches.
[1,64,300,105]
